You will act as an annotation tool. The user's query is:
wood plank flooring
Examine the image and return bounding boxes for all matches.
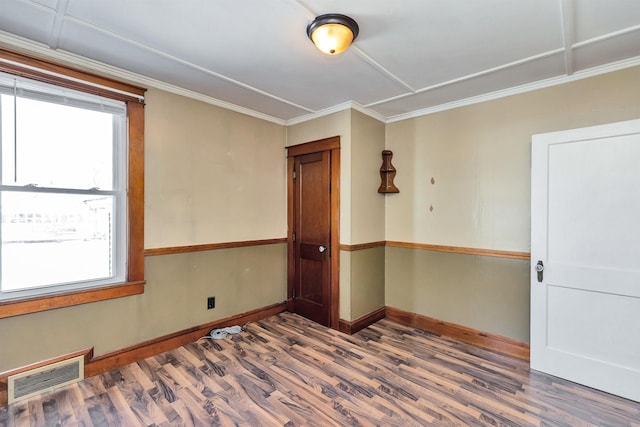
[1,312,639,426]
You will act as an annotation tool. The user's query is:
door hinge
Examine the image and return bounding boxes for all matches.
[292,232,296,242]
[292,288,296,299]
[293,169,297,180]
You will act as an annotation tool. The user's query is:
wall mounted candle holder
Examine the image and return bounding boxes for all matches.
[378,150,399,193]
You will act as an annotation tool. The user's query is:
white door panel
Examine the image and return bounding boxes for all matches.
[547,286,640,368]
[547,134,640,271]
[531,119,640,403]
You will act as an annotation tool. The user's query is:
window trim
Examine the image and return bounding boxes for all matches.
[0,48,146,319]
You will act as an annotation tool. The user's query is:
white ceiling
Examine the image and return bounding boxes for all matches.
[0,0,639,124]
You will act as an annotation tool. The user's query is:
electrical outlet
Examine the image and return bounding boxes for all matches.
[207,296,215,310]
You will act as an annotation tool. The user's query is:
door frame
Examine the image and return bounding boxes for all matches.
[286,136,340,329]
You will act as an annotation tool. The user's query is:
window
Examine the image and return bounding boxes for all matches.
[0,49,145,317]
[0,74,127,299]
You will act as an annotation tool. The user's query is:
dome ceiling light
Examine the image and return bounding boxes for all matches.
[307,14,359,55]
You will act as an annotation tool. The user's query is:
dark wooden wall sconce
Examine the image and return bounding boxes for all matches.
[378,150,399,193]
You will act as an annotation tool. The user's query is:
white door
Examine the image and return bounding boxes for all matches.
[531,119,640,403]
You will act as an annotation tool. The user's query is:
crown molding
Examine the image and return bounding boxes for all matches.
[350,101,387,123]
[2,30,638,129]
[285,101,352,126]
[385,55,640,123]
[0,31,287,125]
[285,100,386,126]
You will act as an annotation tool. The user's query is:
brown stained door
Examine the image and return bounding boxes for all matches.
[292,151,331,326]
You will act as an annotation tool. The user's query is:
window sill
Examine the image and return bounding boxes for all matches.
[0,281,145,319]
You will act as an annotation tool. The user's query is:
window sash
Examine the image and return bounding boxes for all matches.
[0,190,126,299]
[1,96,126,190]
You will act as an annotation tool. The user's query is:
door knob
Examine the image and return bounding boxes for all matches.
[535,260,544,283]
[318,245,326,253]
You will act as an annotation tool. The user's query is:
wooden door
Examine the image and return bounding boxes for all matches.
[291,151,331,325]
[530,119,640,402]
[287,137,340,328]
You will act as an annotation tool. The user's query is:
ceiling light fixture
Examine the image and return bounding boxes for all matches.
[307,14,359,55]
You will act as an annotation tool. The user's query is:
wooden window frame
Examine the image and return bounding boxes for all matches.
[0,48,146,319]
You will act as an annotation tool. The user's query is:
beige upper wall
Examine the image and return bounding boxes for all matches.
[350,110,386,245]
[145,88,287,248]
[286,110,353,244]
[285,111,351,149]
[385,66,640,252]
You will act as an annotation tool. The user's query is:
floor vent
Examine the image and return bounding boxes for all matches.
[8,355,84,404]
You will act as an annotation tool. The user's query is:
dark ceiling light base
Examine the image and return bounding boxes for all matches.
[307,14,359,55]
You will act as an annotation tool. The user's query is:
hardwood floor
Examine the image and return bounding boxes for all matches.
[1,312,639,426]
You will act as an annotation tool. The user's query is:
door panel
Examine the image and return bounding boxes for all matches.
[531,119,640,402]
[547,135,640,271]
[292,151,331,326]
[547,286,640,370]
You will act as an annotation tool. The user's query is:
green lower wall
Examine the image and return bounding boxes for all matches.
[349,246,385,320]
[1,242,528,373]
[339,250,352,320]
[385,246,530,342]
[0,243,286,373]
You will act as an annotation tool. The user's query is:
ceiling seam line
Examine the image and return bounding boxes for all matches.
[285,100,387,126]
[351,47,416,92]
[48,0,69,50]
[286,0,318,20]
[572,24,640,48]
[364,48,565,108]
[62,15,316,113]
[559,0,575,76]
